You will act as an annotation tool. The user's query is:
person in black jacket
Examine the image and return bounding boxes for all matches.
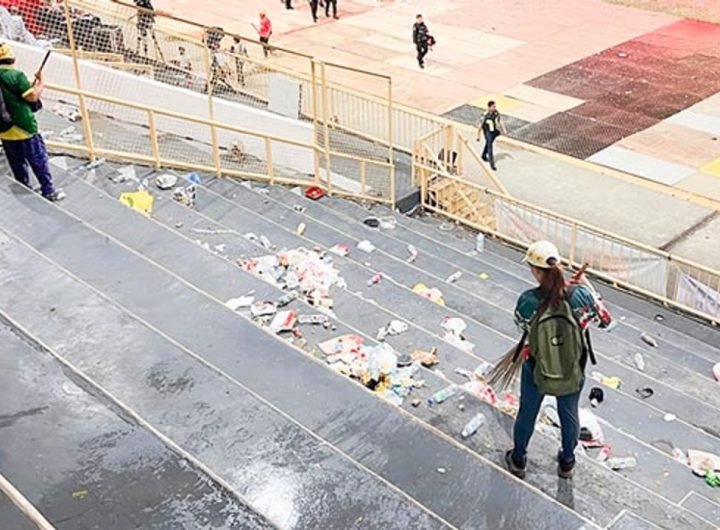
[412,14,429,69]
[134,0,155,56]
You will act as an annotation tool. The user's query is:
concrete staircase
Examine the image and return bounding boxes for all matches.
[0,152,719,529]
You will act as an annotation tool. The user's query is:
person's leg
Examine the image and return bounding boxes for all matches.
[556,384,583,466]
[511,361,544,467]
[485,131,496,169]
[260,36,269,57]
[481,130,490,160]
[24,135,56,197]
[2,139,31,187]
[332,0,338,17]
[310,0,318,21]
[325,0,330,16]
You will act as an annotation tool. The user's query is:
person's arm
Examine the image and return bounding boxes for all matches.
[514,289,539,334]
[569,284,613,330]
[498,114,508,135]
[19,71,41,102]
[412,24,418,45]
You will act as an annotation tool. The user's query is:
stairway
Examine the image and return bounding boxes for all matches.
[0,152,718,529]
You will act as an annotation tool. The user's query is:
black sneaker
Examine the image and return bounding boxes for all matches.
[490,164,497,171]
[43,190,66,202]
[481,155,488,162]
[557,452,575,479]
[505,450,526,479]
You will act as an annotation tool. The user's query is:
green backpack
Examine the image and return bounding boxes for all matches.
[527,296,588,396]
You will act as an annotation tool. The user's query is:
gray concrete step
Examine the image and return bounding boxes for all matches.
[0,178,598,529]
[38,168,717,528]
[0,316,272,529]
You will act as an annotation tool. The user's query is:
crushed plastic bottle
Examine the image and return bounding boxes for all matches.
[606,456,637,470]
[446,271,462,283]
[640,332,658,348]
[427,385,457,406]
[407,244,418,263]
[461,413,486,439]
[633,353,645,371]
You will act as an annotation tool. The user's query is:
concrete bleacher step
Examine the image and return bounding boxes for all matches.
[0,315,272,529]
[0,178,603,529]
[27,165,715,528]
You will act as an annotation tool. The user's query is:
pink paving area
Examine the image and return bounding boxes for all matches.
[156,0,677,114]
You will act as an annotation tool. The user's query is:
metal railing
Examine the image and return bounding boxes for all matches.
[414,138,720,326]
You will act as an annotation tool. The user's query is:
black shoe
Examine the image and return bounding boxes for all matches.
[505,450,526,479]
[286,5,294,9]
[43,190,66,202]
[333,15,339,19]
[491,164,497,171]
[313,17,318,22]
[481,155,488,162]
[557,452,575,479]
[419,62,425,69]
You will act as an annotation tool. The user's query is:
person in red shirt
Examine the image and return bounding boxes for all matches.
[256,10,272,58]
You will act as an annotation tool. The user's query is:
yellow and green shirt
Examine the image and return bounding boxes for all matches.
[0,66,37,141]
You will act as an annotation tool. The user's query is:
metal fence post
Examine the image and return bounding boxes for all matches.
[203,44,222,177]
[320,61,332,195]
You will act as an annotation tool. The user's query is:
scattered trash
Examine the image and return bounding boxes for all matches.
[672,447,686,464]
[713,361,720,382]
[379,217,397,230]
[250,301,277,318]
[357,240,376,253]
[596,445,611,462]
[411,398,421,408]
[296,222,306,235]
[607,456,637,470]
[688,450,720,477]
[377,320,408,341]
[367,273,383,286]
[633,353,645,371]
[175,222,184,229]
[428,385,456,406]
[225,295,255,311]
[441,317,474,352]
[591,371,623,390]
[52,102,81,122]
[436,467,446,474]
[319,334,364,356]
[85,157,106,170]
[293,204,306,213]
[654,314,665,322]
[640,332,658,348]
[328,243,351,257]
[190,227,234,235]
[617,51,628,58]
[155,173,178,190]
[407,244,418,263]
[473,362,493,381]
[259,235,273,250]
[396,352,413,367]
[542,403,604,445]
[446,271,462,283]
[478,272,490,280]
[476,233,485,252]
[411,348,439,367]
[413,283,445,305]
[297,314,330,326]
[305,186,325,200]
[71,489,88,499]
[186,172,202,185]
[635,387,654,399]
[172,184,197,208]
[363,217,380,228]
[706,471,720,487]
[454,367,473,379]
[277,290,300,307]
[458,403,465,411]
[269,310,297,334]
[589,387,604,408]
[214,244,226,253]
[119,189,154,216]
[461,413,486,439]
[664,413,676,422]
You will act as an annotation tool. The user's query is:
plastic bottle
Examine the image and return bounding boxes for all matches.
[476,233,485,252]
[461,412,486,438]
[367,273,383,286]
[454,367,473,379]
[633,353,645,371]
[427,385,457,406]
[606,456,637,470]
[446,271,462,283]
[640,332,658,348]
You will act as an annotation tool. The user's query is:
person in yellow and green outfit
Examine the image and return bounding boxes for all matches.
[0,42,64,201]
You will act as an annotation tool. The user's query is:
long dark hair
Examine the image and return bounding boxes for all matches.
[536,258,566,311]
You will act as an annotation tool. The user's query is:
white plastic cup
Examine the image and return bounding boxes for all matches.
[476,233,485,253]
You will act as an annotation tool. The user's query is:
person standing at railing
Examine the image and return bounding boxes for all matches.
[133,0,155,57]
[254,11,272,58]
[0,42,64,201]
[476,100,506,171]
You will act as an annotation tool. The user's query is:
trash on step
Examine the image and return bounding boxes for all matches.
[476,233,485,252]
[172,184,197,208]
[463,381,498,406]
[225,295,255,311]
[596,445,611,462]
[542,403,604,444]
[250,301,277,318]
[186,172,202,185]
[407,244,418,263]
[713,361,720,381]
[292,204,306,213]
[654,314,665,322]
[175,222,183,228]
[277,290,300,307]
[413,283,445,305]
[72,488,88,499]
[190,227,234,235]
[687,449,720,477]
[411,347,439,367]
[377,320,408,341]
[427,385,457,406]
[305,186,325,200]
[155,173,178,190]
[319,334,364,356]
[357,240,376,253]
[119,189,154,216]
[606,456,637,470]
[478,272,490,280]
[461,412,486,439]
[458,403,465,411]
[590,371,623,390]
[367,273,383,286]
[633,353,645,371]
[640,332,658,348]
[441,317,474,352]
[379,217,396,230]
[454,367,473,379]
[84,157,106,170]
[436,467,446,474]
[589,387,604,407]
[296,222,306,235]
[411,398,421,407]
[446,271,462,283]
[52,102,81,122]
[297,314,330,326]
[473,362,493,382]
[635,387,654,399]
[671,447,686,464]
[214,244,226,253]
[396,352,413,367]
[706,471,720,487]
[259,235,273,250]
[328,243,350,257]
[268,310,297,334]
[363,217,380,228]
[664,413,676,422]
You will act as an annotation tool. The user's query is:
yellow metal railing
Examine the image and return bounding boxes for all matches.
[414,139,720,326]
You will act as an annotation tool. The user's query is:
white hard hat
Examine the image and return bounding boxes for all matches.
[523,240,560,269]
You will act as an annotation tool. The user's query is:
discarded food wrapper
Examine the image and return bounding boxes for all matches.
[225,295,255,311]
[377,320,408,341]
[705,471,720,487]
[357,240,376,253]
[186,172,202,185]
[407,244,418,263]
[441,317,467,337]
[277,290,300,307]
[119,189,154,216]
[296,222,306,235]
[664,413,676,422]
[328,243,351,256]
[640,332,658,348]
[454,367,473,379]
[413,283,445,305]
[478,272,490,280]
[319,334,364,356]
[297,314,330,326]
[411,348,439,367]
[596,445,611,462]
[305,186,326,200]
[543,402,604,444]
[446,271,462,283]
[633,353,645,371]
[269,310,297,334]
[172,184,197,208]
[155,173,178,190]
[591,371,623,390]
[367,273,383,286]
[687,449,720,476]
[250,300,277,318]
[607,456,636,470]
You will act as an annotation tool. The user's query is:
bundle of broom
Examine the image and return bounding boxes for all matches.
[485,262,589,391]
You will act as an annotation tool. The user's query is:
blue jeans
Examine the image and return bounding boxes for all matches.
[2,135,56,197]
[511,361,583,466]
[481,129,497,166]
